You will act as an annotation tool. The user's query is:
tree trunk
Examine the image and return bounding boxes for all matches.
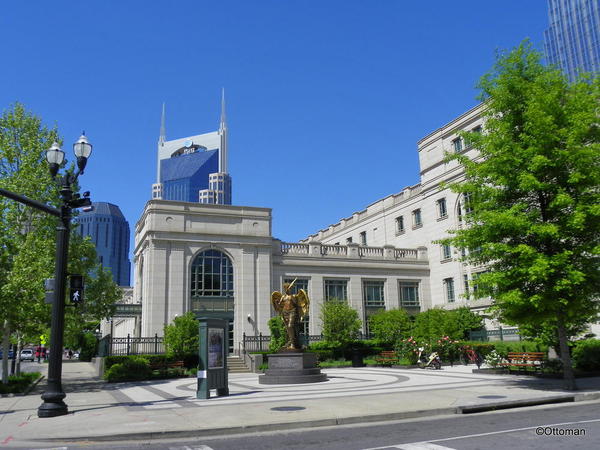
[557,316,577,390]
[1,321,9,384]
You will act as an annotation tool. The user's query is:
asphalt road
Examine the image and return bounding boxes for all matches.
[0,359,43,378]
[39,400,600,450]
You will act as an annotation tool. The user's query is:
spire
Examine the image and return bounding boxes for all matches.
[219,88,228,173]
[159,102,166,145]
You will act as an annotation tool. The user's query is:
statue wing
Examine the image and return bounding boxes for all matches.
[297,289,310,320]
[271,291,283,314]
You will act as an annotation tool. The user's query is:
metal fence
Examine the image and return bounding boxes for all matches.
[241,332,372,353]
[469,327,521,342]
[97,334,165,357]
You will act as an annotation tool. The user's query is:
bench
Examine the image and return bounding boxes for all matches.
[500,352,546,372]
[149,360,185,371]
[375,351,399,366]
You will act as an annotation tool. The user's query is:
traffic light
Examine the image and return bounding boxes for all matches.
[69,274,84,305]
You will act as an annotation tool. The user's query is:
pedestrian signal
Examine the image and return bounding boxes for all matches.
[69,274,84,305]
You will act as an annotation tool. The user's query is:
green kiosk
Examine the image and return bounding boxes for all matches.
[196,318,229,399]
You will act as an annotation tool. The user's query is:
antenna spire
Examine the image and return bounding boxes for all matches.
[159,102,166,144]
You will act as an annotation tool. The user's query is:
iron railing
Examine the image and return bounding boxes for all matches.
[469,327,521,342]
[97,334,165,356]
[241,332,371,353]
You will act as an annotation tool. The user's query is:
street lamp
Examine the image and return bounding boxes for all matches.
[37,134,93,418]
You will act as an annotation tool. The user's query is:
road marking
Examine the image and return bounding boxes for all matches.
[394,444,455,449]
[363,418,600,449]
[168,446,214,450]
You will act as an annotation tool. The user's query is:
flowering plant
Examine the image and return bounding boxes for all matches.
[434,336,461,363]
[484,350,506,368]
[395,336,421,364]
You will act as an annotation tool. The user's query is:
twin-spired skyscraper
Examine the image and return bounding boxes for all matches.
[152,90,232,205]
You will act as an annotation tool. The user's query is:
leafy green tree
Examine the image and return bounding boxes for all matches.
[448,307,484,340]
[442,42,600,390]
[412,308,459,345]
[320,299,362,348]
[267,316,286,353]
[163,312,199,358]
[368,309,412,346]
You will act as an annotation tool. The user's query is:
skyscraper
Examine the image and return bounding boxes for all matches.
[74,202,131,286]
[544,0,600,81]
[152,91,232,204]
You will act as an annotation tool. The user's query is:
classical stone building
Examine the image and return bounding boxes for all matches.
[133,200,429,351]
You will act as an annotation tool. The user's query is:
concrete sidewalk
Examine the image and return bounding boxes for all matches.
[0,361,599,447]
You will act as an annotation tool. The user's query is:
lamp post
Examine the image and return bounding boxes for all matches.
[37,134,93,418]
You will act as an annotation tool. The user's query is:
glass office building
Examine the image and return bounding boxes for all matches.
[544,0,600,81]
[74,202,131,286]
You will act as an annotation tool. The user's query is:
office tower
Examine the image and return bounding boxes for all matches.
[152,91,232,204]
[74,202,131,286]
[544,0,600,81]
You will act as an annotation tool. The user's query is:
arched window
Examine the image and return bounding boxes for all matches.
[191,250,233,298]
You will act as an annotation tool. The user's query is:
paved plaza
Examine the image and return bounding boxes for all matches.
[0,361,599,447]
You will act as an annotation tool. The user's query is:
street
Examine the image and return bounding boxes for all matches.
[0,360,43,378]
[29,400,599,450]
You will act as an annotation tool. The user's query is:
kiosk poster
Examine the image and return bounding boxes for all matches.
[208,328,224,369]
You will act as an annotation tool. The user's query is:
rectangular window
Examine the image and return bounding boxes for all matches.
[472,125,482,133]
[360,231,367,246]
[463,274,470,300]
[395,216,405,234]
[399,281,419,307]
[437,198,447,219]
[412,209,422,228]
[463,193,473,214]
[324,279,348,302]
[363,280,385,334]
[452,137,463,153]
[346,237,353,244]
[441,244,452,261]
[444,278,455,303]
[363,280,385,307]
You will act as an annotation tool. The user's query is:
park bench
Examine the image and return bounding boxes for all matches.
[500,352,546,372]
[148,360,185,371]
[375,351,399,366]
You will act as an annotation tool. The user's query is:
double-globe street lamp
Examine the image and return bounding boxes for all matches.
[0,134,93,418]
[38,134,93,418]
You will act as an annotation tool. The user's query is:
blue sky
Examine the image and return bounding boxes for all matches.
[1,1,549,259]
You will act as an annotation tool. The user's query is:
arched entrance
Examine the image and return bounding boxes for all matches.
[190,249,234,353]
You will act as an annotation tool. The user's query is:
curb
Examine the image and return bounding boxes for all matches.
[0,375,45,398]
[34,394,600,444]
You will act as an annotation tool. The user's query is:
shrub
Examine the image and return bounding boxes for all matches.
[484,350,505,368]
[268,316,286,353]
[572,339,600,372]
[0,372,40,394]
[395,337,421,365]
[368,309,412,346]
[104,356,151,382]
[320,299,361,347]
[164,312,199,358]
[78,332,98,362]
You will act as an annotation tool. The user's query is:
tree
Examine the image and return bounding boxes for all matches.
[163,312,199,358]
[319,299,362,348]
[411,308,459,345]
[368,309,412,346]
[442,42,600,390]
[267,316,286,353]
[449,307,484,340]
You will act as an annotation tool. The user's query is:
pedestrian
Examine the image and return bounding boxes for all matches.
[68,349,73,359]
[35,346,41,363]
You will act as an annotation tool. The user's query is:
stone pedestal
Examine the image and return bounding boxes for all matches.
[259,352,327,384]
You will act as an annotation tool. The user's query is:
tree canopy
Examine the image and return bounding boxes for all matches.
[443,42,600,389]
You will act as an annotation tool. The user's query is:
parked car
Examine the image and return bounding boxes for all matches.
[20,349,35,362]
[0,350,14,359]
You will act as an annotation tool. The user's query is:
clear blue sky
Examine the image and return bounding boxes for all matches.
[0,1,549,257]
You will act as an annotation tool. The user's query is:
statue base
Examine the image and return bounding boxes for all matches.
[259,352,327,384]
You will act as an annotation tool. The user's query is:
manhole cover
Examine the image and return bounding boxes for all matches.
[478,395,507,399]
[270,406,306,411]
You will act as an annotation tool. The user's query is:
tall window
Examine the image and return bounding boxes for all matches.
[346,237,353,244]
[412,209,422,228]
[360,231,367,246]
[463,274,470,300]
[463,193,473,214]
[324,279,348,302]
[437,198,447,219]
[363,280,385,334]
[284,277,309,336]
[452,137,463,153]
[443,278,455,303]
[190,249,234,312]
[395,216,405,234]
[441,244,452,261]
[399,281,419,307]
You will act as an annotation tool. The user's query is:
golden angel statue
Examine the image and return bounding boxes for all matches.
[271,278,310,351]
